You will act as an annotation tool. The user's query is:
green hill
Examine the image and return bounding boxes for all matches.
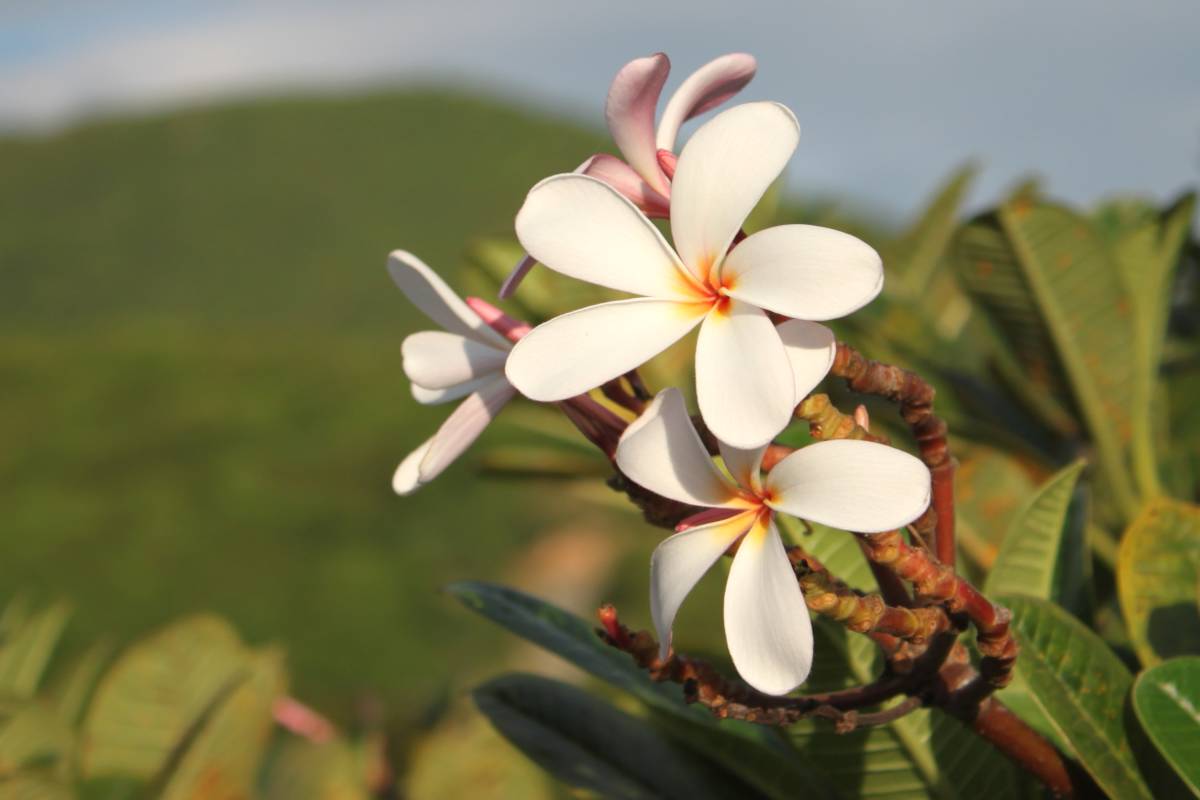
[0,89,613,722]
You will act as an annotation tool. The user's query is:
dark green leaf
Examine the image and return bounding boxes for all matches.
[1132,656,1200,795]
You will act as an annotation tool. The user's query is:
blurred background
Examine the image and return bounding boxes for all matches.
[1,1,1198,795]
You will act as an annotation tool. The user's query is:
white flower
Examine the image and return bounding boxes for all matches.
[505,101,884,449]
[500,52,757,297]
[388,251,517,495]
[615,388,931,695]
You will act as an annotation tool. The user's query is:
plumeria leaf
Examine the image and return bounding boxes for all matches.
[447,581,837,799]
[0,600,70,700]
[474,673,759,800]
[998,593,1154,799]
[1118,498,1200,666]
[953,197,1141,520]
[1131,656,1200,795]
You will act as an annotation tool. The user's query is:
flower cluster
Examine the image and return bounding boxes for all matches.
[387,53,931,694]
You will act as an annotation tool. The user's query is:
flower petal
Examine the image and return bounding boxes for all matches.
[650,510,758,659]
[722,225,884,321]
[410,373,497,406]
[582,153,670,217]
[695,300,795,449]
[605,52,671,194]
[719,442,767,495]
[387,250,510,349]
[506,298,707,401]
[393,436,434,495]
[615,387,746,509]
[498,253,537,300]
[776,320,836,401]
[418,378,517,483]
[670,102,799,283]
[724,517,813,695]
[402,330,508,390]
[765,439,932,533]
[516,174,700,300]
[655,53,757,152]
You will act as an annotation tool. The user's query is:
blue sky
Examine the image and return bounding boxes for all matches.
[2,0,1197,220]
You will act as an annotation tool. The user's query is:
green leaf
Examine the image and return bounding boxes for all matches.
[1118,498,1200,666]
[0,701,74,780]
[475,673,758,800]
[46,643,111,727]
[262,738,372,800]
[998,593,1153,799]
[79,615,250,780]
[156,649,285,800]
[954,198,1140,519]
[1132,656,1200,795]
[0,602,70,700]
[0,773,76,800]
[890,164,977,300]
[985,459,1088,609]
[447,581,836,799]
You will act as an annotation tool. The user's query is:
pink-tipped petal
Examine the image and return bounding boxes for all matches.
[582,153,670,217]
[651,510,758,659]
[615,387,748,510]
[670,102,799,284]
[498,253,537,299]
[418,377,517,484]
[676,506,748,532]
[656,53,757,152]
[765,439,932,533]
[387,251,510,349]
[656,149,678,180]
[515,174,700,300]
[723,224,884,321]
[606,53,671,194]
[724,517,814,695]
[465,296,531,343]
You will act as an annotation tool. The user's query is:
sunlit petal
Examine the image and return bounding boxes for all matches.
[410,374,497,406]
[655,53,757,152]
[402,330,508,389]
[392,437,434,496]
[387,250,509,349]
[765,439,932,533]
[516,174,701,300]
[506,298,707,401]
[723,225,883,321]
[583,153,671,217]
[695,300,795,449]
[670,102,799,283]
[615,387,747,509]
[650,510,758,659]
[418,378,517,483]
[605,52,671,194]
[776,320,836,401]
[724,517,813,695]
[719,441,767,495]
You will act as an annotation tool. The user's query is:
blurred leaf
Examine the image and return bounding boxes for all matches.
[0,773,75,800]
[985,459,1088,610]
[999,594,1153,799]
[1118,498,1200,666]
[46,643,111,728]
[1131,656,1200,795]
[0,702,74,780]
[475,673,758,800]
[952,445,1040,579]
[263,737,374,800]
[889,164,976,300]
[0,602,70,700]
[1110,193,1197,496]
[79,615,250,780]
[448,581,835,799]
[156,649,285,800]
[954,198,1140,520]
[785,530,1031,800]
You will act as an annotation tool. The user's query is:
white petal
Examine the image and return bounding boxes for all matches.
[656,53,757,152]
[402,331,508,390]
[387,250,509,349]
[695,300,795,449]
[605,53,671,194]
[765,439,932,533]
[670,103,799,283]
[724,517,813,695]
[418,378,517,483]
[393,437,435,495]
[615,387,746,509]
[516,175,699,300]
[719,442,767,495]
[776,320,836,401]
[722,225,884,321]
[650,510,758,659]
[410,373,497,406]
[505,298,707,401]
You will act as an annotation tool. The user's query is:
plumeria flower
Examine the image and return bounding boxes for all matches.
[505,101,884,449]
[500,52,756,297]
[616,389,931,695]
[388,250,518,495]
